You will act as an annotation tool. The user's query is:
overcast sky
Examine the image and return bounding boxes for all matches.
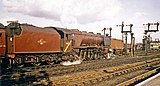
[0,0,160,43]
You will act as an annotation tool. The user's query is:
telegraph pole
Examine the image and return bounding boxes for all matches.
[143,22,159,55]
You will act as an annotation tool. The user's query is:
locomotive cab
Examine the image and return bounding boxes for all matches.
[53,27,73,53]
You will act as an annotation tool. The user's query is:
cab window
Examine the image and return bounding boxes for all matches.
[66,34,71,40]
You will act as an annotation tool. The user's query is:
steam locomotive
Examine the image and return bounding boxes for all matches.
[0,22,111,66]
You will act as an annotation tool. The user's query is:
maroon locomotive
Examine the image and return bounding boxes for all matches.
[0,22,110,66]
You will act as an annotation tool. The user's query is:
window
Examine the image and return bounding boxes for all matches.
[66,34,71,40]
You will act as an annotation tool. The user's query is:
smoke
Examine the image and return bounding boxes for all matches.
[2,0,121,25]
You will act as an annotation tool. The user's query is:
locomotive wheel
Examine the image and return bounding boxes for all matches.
[48,62,54,65]
[17,64,24,68]
[32,63,41,66]
[47,61,54,65]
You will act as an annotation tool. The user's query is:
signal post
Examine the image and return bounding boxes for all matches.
[117,22,134,56]
[143,22,159,55]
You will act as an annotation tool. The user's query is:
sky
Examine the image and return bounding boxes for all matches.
[0,0,160,43]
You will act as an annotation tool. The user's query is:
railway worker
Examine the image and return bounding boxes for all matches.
[107,48,112,59]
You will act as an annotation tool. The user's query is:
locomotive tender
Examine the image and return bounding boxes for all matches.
[110,38,124,55]
[0,22,111,66]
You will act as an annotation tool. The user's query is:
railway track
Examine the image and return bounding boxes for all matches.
[0,53,159,86]
[135,70,160,86]
[118,66,160,86]
[49,58,160,86]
